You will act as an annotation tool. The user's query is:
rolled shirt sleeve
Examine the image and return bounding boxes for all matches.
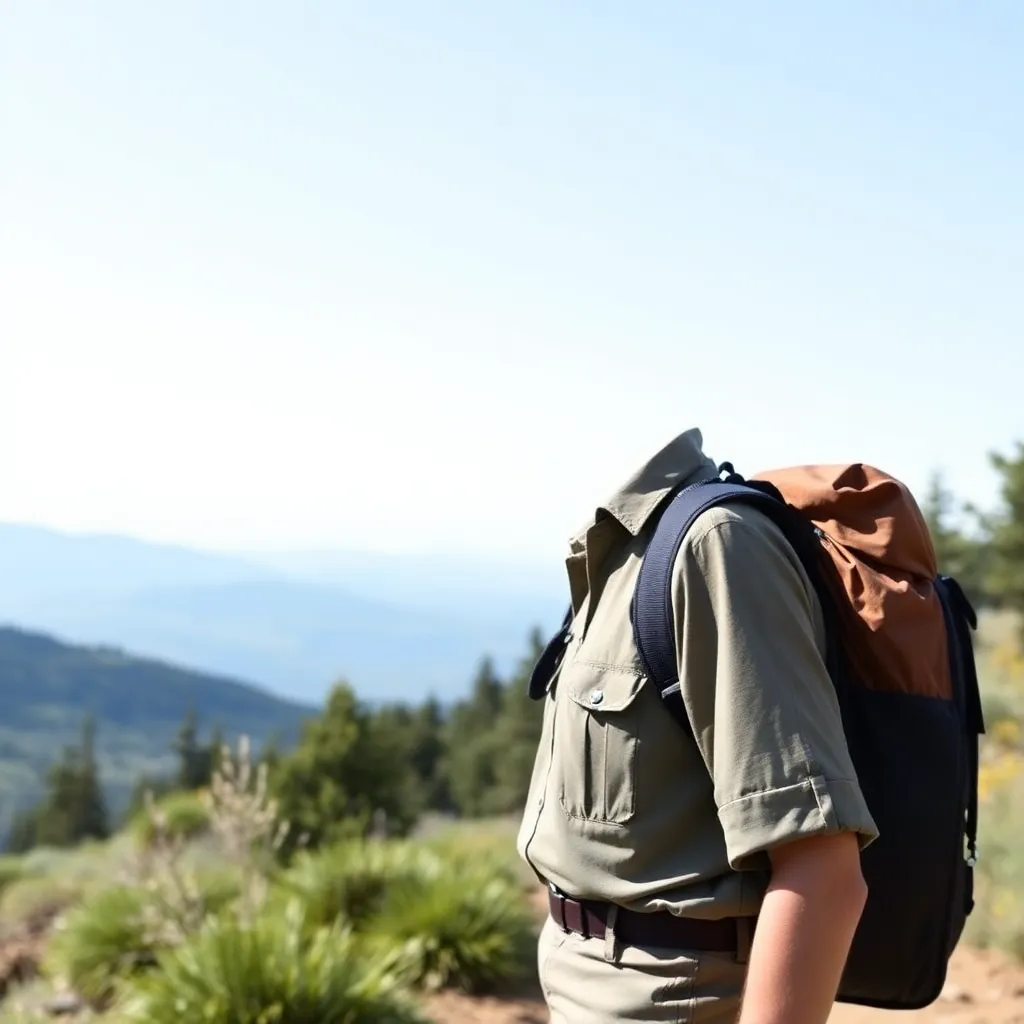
[671,505,879,871]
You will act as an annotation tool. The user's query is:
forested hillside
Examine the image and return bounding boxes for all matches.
[0,626,314,826]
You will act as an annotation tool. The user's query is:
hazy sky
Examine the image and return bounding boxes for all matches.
[3,2,1021,564]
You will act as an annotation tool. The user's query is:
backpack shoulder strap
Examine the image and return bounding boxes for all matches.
[527,605,573,700]
[631,477,810,731]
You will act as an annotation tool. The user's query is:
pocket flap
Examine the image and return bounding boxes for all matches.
[567,665,646,712]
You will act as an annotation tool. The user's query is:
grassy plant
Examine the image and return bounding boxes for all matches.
[131,790,211,847]
[43,737,294,1008]
[45,884,156,1007]
[272,831,538,995]
[366,869,536,995]
[120,796,232,947]
[202,735,288,924]
[116,900,429,1024]
[119,736,285,942]
[274,839,440,932]
[45,869,241,1009]
[4,738,543,1014]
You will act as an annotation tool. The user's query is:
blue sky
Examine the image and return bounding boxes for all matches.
[2,2,1021,565]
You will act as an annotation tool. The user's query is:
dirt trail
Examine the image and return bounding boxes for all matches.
[425,945,1024,1023]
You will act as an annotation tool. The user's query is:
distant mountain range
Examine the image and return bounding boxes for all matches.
[0,524,566,704]
[0,624,315,822]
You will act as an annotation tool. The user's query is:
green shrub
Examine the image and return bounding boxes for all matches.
[46,885,157,1007]
[116,901,428,1024]
[46,870,243,1008]
[366,870,536,994]
[131,790,211,846]
[272,837,536,994]
[274,839,440,931]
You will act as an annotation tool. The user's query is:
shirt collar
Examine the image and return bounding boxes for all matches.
[570,427,719,548]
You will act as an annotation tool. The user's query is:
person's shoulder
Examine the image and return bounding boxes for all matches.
[682,501,791,553]
[671,499,816,596]
[669,498,825,647]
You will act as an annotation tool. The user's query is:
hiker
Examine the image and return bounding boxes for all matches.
[517,427,983,1024]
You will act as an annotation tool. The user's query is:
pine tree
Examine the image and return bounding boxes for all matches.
[4,808,38,854]
[72,716,110,842]
[173,707,220,790]
[31,716,110,848]
[987,441,1024,632]
[442,658,506,816]
[920,469,991,607]
[489,629,545,814]
[174,706,205,790]
[411,695,450,811]
[272,681,419,856]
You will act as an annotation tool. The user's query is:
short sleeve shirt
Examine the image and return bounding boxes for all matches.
[517,470,878,918]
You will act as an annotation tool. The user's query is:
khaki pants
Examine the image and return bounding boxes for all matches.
[537,914,748,1023]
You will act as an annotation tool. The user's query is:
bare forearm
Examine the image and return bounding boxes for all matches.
[738,839,867,1024]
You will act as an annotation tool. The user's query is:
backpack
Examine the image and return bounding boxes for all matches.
[630,461,985,1011]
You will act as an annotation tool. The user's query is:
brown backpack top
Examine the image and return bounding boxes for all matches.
[753,463,952,701]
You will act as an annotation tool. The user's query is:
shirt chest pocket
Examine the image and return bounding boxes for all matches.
[555,661,648,826]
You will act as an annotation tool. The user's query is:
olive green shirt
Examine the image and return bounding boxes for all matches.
[517,428,878,920]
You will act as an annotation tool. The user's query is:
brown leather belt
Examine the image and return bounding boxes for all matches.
[547,888,744,951]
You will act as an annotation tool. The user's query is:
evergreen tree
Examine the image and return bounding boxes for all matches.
[31,716,110,848]
[921,469,991,607]
[466,655,501,729]
[410,695,450,811]
[442,658,507,816]
[174,706,212,790]
[437,641,547,818]
[488,629,545,815]
[170,707,226,791]
[987,441,1024,630]
[4,808,38,854]
[272,681,419,856]
[444,728,502,817]
[73,716,110,842]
